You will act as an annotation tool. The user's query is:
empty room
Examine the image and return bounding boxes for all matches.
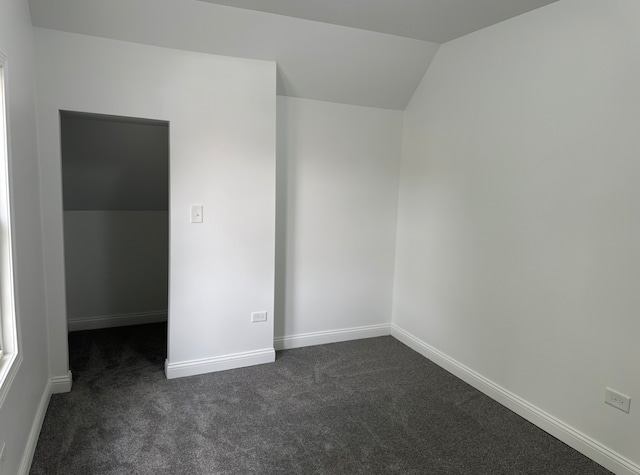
[0,0,638,474]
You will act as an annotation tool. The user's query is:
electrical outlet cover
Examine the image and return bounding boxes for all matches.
[605,387,631,413]
[251,311,268,323]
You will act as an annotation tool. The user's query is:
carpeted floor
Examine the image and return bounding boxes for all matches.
[31,323,611,474]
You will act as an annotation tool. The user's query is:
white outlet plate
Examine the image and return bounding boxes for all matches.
[605,387,631,413]
[251,311,267,323]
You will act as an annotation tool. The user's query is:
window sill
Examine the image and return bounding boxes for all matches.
[0,351,22,409]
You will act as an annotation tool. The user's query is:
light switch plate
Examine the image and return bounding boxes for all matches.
[190,204,203,223]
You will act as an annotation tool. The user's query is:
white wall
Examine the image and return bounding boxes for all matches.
[60,113,169,211]
[28,0,439,110]
[0,1,50,474]
[35,29,277,379]
[393,0,640,472]
[64,211,168,330]
[61,113,169,330]
[276,97,402,348]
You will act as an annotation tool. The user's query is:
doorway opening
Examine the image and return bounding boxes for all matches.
[60,111,169,373]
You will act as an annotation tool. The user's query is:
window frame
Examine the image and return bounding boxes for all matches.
[0,50,22,408]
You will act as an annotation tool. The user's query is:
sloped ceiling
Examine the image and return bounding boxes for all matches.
[29,0,558,110]
[198,0,559,43]
[61,112,169,211]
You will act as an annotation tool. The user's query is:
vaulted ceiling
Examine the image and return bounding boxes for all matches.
[198,0,559,43]
[29,0,559,110]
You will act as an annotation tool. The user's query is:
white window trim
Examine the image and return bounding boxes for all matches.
[0,50,22,409]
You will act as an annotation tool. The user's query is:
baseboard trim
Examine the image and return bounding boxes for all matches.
[18,378,52,475]
[67,310,168,332]
[50,370,72,394]
[390,324,640,475]
[165,348,275,379]
[274,323,391,351]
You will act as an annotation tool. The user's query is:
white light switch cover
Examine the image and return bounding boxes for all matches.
[190,204,203,223]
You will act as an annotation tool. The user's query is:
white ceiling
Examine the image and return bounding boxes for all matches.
[29,0,559,110]
[198,0,559,43]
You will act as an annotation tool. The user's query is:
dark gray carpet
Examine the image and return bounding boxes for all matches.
[31,323,611,475]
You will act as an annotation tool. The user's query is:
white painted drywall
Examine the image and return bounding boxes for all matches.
[61,114,169,330]
[199,0,559,43]
[0,1,50,474]
[393,0,640,468]
[35,29,276,377]
[276,97,402,341]
[28,0,439,110]
[61,113,169,211]
[64,211,168,325]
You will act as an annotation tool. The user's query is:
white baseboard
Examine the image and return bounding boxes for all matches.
[67,310,168,332]
[50,370,72,394]
[18,378,52,475]
[165,348,275,379]
[274,323,391,351]
[391,324,640,475]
